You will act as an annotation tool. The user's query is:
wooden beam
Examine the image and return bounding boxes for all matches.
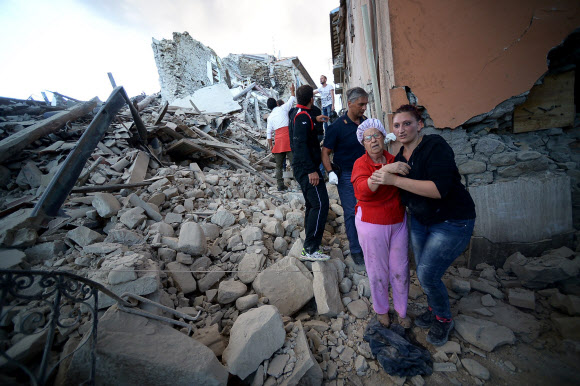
[0,97,98,164]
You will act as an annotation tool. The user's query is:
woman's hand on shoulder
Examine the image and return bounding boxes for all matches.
[382,162,411,176]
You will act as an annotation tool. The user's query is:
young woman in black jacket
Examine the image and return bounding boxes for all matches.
[370,104,476,346]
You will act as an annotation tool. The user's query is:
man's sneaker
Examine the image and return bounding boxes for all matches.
[351,252,365,265]
[426,318,454,346]
[277,185,288,191]
[300,248,330,262]
[414,309,435,328]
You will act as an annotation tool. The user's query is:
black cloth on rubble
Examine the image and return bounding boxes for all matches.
[364,319,433,377]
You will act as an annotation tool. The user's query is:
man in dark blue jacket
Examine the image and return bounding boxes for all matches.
[289,85,330,262]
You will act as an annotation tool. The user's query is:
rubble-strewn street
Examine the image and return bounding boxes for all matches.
[0,30,579,386]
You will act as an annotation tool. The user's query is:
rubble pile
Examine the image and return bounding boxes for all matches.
[0,41,578,386]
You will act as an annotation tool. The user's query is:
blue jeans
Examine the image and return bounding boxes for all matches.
[337,170,362,255]
[322,105,332,131]
[410,216,475,320]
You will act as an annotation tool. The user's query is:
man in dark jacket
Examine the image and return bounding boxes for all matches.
[289,85,330,262]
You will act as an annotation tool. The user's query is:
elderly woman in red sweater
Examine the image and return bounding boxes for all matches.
[351,118,412,328]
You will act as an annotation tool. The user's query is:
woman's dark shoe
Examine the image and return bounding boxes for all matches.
[414,309,435,328]
[426,319,455,346]
[351,252,365,265]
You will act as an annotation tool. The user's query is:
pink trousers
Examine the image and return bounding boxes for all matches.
[355,207,409,317]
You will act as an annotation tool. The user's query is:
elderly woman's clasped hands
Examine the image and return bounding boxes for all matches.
[370,161,411,186]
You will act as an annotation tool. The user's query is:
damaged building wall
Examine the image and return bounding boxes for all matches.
[331,1,580,266]
[152,32,224,103]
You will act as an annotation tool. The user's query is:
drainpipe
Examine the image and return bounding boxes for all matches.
[361,3,383,126]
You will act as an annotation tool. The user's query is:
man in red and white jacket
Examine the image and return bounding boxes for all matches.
[267,84,295,191]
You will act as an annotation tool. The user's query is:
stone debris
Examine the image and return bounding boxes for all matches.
[0,31,578,386]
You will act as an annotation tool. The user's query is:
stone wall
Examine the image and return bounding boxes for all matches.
[419,103,579,225]
[152,32,223,103]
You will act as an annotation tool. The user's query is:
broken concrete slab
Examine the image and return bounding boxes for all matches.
[120,207,147,229]
[551,315,580,340]
[347,299,369,319]
[461,358,490,381]
[238,252,266,284]
[193,323,227,357]
[217,279,247,304]
[454,314,516,352]
[0,249,26,268]
[550,292,580,316]
[280,320,319,386]
[66,308,228,385]
[507,252,580,289]
[198,266,226,293]
[312,260,344,317]
[508,288,536,310]
[253,256,314,316]
[92,192,121,218]
[166,262,197,294]
[171,83,242,115]
[223,305,285,379]
[66,226,104,247]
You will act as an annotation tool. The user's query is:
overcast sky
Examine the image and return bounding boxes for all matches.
[0,0,339,102]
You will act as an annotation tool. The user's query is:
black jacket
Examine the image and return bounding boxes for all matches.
[289,105,323,173]
[395,134,476,225]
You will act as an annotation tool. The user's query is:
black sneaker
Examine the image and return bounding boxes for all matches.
[426,319,455,347]
[414,309,435,328]
[351,252,365,265]
[277,185,288,191]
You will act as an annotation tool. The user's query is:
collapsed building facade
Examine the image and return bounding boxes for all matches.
[330,0,580,267]
[0,22,578,386]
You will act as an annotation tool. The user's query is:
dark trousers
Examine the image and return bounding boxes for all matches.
[293,167,329,253]
[274,151,292,189]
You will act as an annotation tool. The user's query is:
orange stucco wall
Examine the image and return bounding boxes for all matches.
[388,0,580,128]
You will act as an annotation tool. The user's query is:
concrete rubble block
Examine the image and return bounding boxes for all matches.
[458,293,541,340]
[120,207,147,229]
[0,249,26,268]
[264,221,284,238]
[346,299,369,319]
[82,242,125,255]
[201,223,221,241]
[105,229,145,246]
[99,260,160,309]
[147,177,170,193]
[238,252,266,284]
[481,294,497,307]
[10,228,37,248]
[92,192,121,218]
[0,329,48,368]
[128,193,163,222]
[24,240,67,263]
[461,358,490,380]
[241,226,263,246]
[436,341,461,355]
[218,279,247,304]
[223,305,286,380]
[312,260,344,317]
[236,294,259,312]
[330,203,344,217]
[211,209,236,228]
[451,277,471,295]
[551,316,580,340]
[198,266,226,293]
[108,266,138,285]
[509,253,580,289]
[454,314,516,352]
[149,222,175,237]
[16,161,43,188]
[0,208,35,247]
[288,239,304,259]
[508,288,536,310]
[191,256,212,280]
[280,320,321,386]
[550,292,580,316]
[66,226,104,247]
[166,261,197,294]
[274,237,288,254]
[178,222,207,256]
[267,354,289,378]
[286,211,305,226]
[253,256,314,316]
[433,362,457,372]
[66,308,228,385]
[502,251,527,273]
[193,323,227,357]
[165,212,183,224]
[469,279,503,299]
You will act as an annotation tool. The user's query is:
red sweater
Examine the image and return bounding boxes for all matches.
[351,150,405,225]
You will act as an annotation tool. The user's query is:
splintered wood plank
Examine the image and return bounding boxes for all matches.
[513,70,575,133]
[127,150,150,184]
